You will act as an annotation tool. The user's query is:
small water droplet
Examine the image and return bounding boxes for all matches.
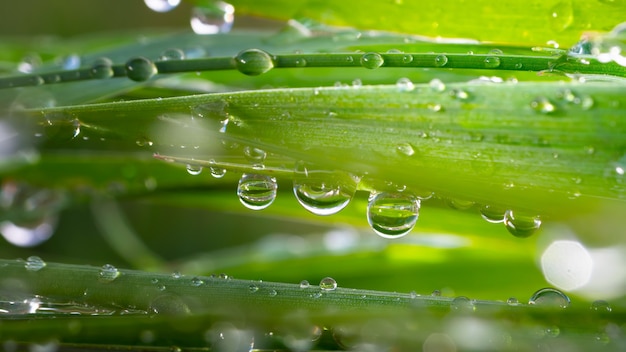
[580,95,594,110]
[480,205,506,223]
[144,0,181,12]
[431,289,441,297]
[99,264,120,282]
[360,52,384,69]
[530,97,556,114]
[590,300,612,312]
[451,296,474,312]
[91,57,114,79]
[191,277,203,286]
[514,62,523,69]
[171,271,182,279]
[545,325,561,337]
[402,54,413,64]
[396,142,415,156]
[528,287,570,308]
[507,297,519,305]
[319,277,337,291]
[159,48,185,61]
[186,164,203,176]
[503,210,541,238]
[234,49,274,76]
[396,77,414,92]
[125,57,157,82]
[190,1,235,35]
[429,78,446,92]
[484,56,501,68]
[434,54,448,67]
[243,146,267,163]
[249,284,259,293]
[292,162,357,216]
[61,54,81,70]
[294,57,307,67]
[268,289,277,297]
[312,292,322,299]
[409,291,418,299]
[549,0,574,32]
[237,173,277,210]
[367,192,420,239]
[450,89,469,100]
[299,280,310,289]
[25,256,46,272]
[208,159,227,178]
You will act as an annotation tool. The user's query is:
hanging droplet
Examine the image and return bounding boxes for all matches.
[367,192,420,239]
[190,1,235,35]
[528,287,570,308]
[429,78,446,92]
[91,57,114,79]
[0,215,58,248]
[590,300,612,313]
[360,52,384,69]
[237,173,277,210]
[186,164,203,176]
[243,146,267,163]
[503,210,541,238]
[144,0,181,13]
[125,57,157,82]
[234,49,274,76]
[484,56,501,68]
[299,280,310,289]
[159,48,185,61]
[25,256,46,272]
[479,205,506,223]
[292,161,357,216]
[208,159,227,178]
[319,277,337,291]
[434,54,448,67]
[530,97,556,114]
[99,264,120,282]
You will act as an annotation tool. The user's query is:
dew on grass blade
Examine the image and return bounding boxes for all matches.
[480,205,506,223]
[237,173,277,210]
[190,1,235,35]
[91,57,114,79]
[243,146,267,163]
[367,192,419,239]
[292,161,357,216]
[25,256,46,272]
[144,0,180,12]
[99,264,120,282]
[484,56,501,68]
[434,54,448,67]
[528,287,570,308]
[530,97,556,114]
[234,49,274,76]
[360,52,384,69]
[319,277,337,291]
[208,159,227,178]
[396,77,414,92]
[186,164,203,176]
[125,57,157,82]
[299,280,310,289]
[159,48,185,61]
[590,300,612,312]
[503,210,541,238]
[429,78,446,92]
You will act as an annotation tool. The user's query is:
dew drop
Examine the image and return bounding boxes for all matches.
[402,54,414,64]
[61,54,81,70]
[234,49,274,76]
[546,326,561,337]
[243,146,267,163]
[319,277,337,291]
[159,48,185,61]
[367,192,420,239]
[528,287,570,308]
[503,210,541,238]
[479,205,506,223]
[125,57,157,82]
[268,289,277,297]
[208,159,227,178]
[99,264,120,282]
[144,0,181,13]
[451,296,474,312]
[25,256,46,272]
[91,57,114,79]
[360,52,384,69]
[396,142,415,156]
[237,173,277,210]
[410,291,418,299]
[249,284,259,293]
[450,88,470,100]
[190,1,235,35]
[580,95,594,110]
[186,164,203,176]
[292,162,357,216]
[396,77,415,92]
[590,300,612,312]
[299,280,310,289]
[294,57,307,67]
[484,56,501,68]
[429,78,446,92]
[431,289,441,296]
[549,0,574,32]
[171,271,182,279]
[506,297,519,305]
[434,54,448,67]
[191,277,204,286]
[530,97,556,114]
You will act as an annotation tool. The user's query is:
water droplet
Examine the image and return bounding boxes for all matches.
[171,271,182,279]
[506,297,519,305]
[429,78,446,92]
[396,142,415,156]
[190,1,235,35]
[25,256,46,272]
[446,198,474,210]
[186,164,203,176]
[237,173,277,210]
[434,54,448,67]
[480,205,506,223]
[144,0,181,12]
[514,62,523,69]
[360,52,384,69]
[319,277,337,291]
[243,146,267,163]
[99,264,120,282]
[530,97,556,114]
[125,57,157,82]
[402,54,413,64]
[268,289,277,297]
[450,89,469,100]
[580,95,594,110]
[484,56,501,68]
[503,210,541,238]
[159,48,185,61]
[549,0,574,32]
[299,280,310,289]
[234,49,274,76]
[451,296,474,312]
[396,77,414,92]
[61,54,81,70]
[590,300,612,312]
[191,277,203,286]
[367,192,420,239]
[91,57,114,79]
[545,326,560,337]
[431,289,441,296]
[249,284,259,293]
[528,288,570,308]
[292,162,357,216]
[409,291,418,299]
[208,159,227,178]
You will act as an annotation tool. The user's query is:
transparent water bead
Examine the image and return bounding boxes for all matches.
[528,287,570,308]
[237,173,277,210]
[125,57,157,82]
[590,300,612,313]
[367,192,420,239]
[530,97,556,114]
[503,210,541,238]
[234,49,274,76]
[360,52,384,69]
[144,0,180,12]
[451,296,474,312]
[429,78,446,92]
[159,48,185,61]
[190,1,235,35]
[299,280,310,289]
[91,57,114,79]
[292,162,357,216]
[243,146,267,163]
[434,54,448,67]
[483,56,501,68]
[99,264,120,282]
[396,77,414,92]
[479,205,506,223]
[25,256,46,272]
[319,277,337,291]
[186,164,203,176]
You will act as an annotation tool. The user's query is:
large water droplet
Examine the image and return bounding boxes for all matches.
[159,48,185,61]
[503,210,541,238]
[528,287,570,308]
[549,0,574,32]
[91,57,114,79]
[360,52,384,69]
[144,0,181,12]
[292,162,357,216]
[25,256,46,272]
[190,1,235,35]
[99,264,120,282]
[434,54,448,67]
[367,192,420,239]
[234,49,274,76]
[237,173,277,210]
[319,277,337,291]
[125,57,157,82]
